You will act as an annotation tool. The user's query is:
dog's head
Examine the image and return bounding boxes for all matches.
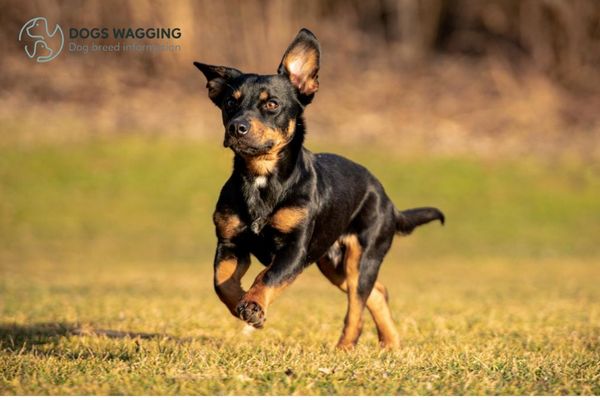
[194,28,320,158]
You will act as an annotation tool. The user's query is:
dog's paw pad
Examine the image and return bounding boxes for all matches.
[236,300,265,328]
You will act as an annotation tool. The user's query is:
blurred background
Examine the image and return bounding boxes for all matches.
[2,0,600,259]
[0,0,599,265]
[1,0,599,266]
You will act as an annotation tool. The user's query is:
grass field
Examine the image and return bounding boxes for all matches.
[1,138,599,395]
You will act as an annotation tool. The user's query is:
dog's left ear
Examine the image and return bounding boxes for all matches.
[193,62,243,106]
[277,28,320,104]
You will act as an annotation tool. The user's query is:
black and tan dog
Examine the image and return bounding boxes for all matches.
[194,28,444,349]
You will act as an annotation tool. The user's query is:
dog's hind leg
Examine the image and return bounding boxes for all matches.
[337,234,366,349]
[317,237,399,349]
[366,281,400,348]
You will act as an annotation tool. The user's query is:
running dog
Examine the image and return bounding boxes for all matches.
[194,28,444,349]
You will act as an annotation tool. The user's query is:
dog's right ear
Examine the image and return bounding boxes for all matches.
[193,62,243,106]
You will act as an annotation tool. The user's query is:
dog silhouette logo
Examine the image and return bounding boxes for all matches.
[18,17,64,63]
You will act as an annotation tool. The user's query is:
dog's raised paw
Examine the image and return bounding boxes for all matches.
[236,300,265,328]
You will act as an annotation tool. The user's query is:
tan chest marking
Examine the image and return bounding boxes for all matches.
[246,154,279,176]
[270,206,308,233]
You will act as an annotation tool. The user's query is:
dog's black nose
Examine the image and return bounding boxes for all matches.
[237,122,248,135]
[228,120,249,136]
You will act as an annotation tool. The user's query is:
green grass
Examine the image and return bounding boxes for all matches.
[1,138,599,395]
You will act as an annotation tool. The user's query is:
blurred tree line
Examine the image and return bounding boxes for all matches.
[0,0,598,155]
[1,0,598,90]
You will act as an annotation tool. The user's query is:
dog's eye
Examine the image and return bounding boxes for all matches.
[225,99,237,110]
[265,99,279,111]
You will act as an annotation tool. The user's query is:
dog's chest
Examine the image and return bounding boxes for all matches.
[253,176,267,189]
[242,176,282,234]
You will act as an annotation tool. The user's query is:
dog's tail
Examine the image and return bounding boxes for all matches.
[394,207,445,235]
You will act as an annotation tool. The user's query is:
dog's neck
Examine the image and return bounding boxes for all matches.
[233,119,306,233]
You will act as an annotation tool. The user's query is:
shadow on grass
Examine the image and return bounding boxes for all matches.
[0,322,217,352]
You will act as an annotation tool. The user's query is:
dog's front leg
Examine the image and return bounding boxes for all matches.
[213,242,251,317]
[237,226,311,328]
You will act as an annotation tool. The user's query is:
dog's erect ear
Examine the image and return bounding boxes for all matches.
[277,28,320,104]
[193,62,243,106]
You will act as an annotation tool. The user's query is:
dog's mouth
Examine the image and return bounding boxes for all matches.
[224,135,275,157]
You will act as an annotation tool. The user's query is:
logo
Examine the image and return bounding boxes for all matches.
[18,17,64,63]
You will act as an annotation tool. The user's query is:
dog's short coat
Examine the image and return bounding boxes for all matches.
[194,28,444,349]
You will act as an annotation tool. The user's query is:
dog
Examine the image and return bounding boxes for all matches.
[194,28,444,349]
